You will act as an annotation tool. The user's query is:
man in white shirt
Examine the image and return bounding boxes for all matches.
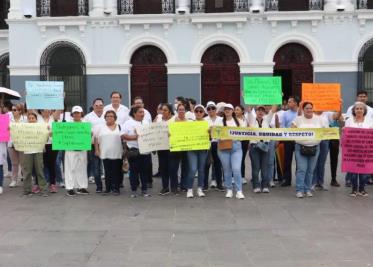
[133,96,152,123]
[85,98,106,192]
[103,91,130,126]
[345,90,373,119]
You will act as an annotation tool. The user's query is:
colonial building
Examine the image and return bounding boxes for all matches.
[1,0,373,112]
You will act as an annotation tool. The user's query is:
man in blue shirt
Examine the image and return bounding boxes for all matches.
[280,96,300,187]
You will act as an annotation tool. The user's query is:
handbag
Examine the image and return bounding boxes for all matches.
[127,147,140,159]
[300,145,317,157]
[218,140,233,150]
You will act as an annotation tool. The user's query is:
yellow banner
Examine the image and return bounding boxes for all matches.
[10,123,49,153]
[211,126,340,141]
[169,121,210,152]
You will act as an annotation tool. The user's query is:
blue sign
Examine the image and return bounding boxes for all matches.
[26,81,64,110]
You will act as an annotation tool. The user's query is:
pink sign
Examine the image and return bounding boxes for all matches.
[0,114,10,142]
[342,127,373,174]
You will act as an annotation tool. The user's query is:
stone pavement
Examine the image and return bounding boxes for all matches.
[0,158,373,267]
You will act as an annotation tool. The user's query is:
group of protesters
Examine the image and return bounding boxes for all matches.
[0,89,371,199]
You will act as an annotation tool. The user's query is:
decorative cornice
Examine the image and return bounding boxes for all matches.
[313,61,358,72]
[86,64,132,75]
[166,64,202,74]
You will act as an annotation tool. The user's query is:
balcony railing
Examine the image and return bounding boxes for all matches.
[37,0,89,17]
[266,0,323,11]
[118,0,175,14]
[358,0,373,9]
[191,0,249,13]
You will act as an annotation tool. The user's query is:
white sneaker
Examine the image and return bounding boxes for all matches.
[242,178,248,185]
[88,176,95,184]
[9,180,17,188]
[197,188,205,197]
[58,182,65,188]
[306,191,313,197]
[0,186,3,194]
[270,181,275,188]
[210,180,217,188]
[262,187,270,193]
[187,189,194,198]
[311,185,316,192]
[253,188,261,193]
[225,189,233,198]
[296,192,304,198]
[236,191,245,199]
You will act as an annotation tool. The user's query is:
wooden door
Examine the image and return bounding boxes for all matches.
[274,43,313,98]
[278,0,308,11]
[134,0,162,14]
[205,0,234,13]
[368,0,373,9]
[51,0,78,16]
[131,46,167,117]
[201,44,240,106]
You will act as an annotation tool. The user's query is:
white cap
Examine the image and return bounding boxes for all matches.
[206,101,216,108]
[72,106,83,113]
[224,103,234,110]
[194,104,206,113]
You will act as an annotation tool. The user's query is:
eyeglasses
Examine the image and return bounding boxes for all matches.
[195,109,204,113]
[207,107,216,111]
[12,109,18,112]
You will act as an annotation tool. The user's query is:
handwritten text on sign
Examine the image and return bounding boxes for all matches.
[0,114,10,142]
[342,127,373,174]
[26,81,64,110]
[10,123,49,153]
[136,122,170,154]
[169,121,210,152]
[302,83,341,111]
[212,126,340,141]
[52,122,92,151]
[243,76,282,105]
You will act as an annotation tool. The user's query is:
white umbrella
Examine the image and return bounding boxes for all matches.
[0,87,21,100]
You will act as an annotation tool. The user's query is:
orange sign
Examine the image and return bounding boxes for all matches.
[302,83,341,111]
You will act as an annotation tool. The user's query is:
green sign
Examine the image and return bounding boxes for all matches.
[243,76,282,105]
[52,122,92,151]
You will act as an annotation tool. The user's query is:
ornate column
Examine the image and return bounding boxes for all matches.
[339,0,354,11]
[89,0,104,16]
[105,0,118,15]
[250,0,264,12]
[324,0,337,11]
[8,0,23,19]
[176,0,190,14]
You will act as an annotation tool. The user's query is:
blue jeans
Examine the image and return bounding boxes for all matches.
[295,144,320,193]
[88,150,103,191]
[187,150,208,189]
[250,144,269,189]
[266,141,277,183]
[55,151,64,184]
[312,140,329,186]
[218,141,243,192]
[349,173,368,192]
[0,165,3,186]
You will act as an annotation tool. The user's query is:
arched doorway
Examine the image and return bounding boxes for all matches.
[130,45,167,117]
[358,39,373,105]
[40,41,86,110]
[273,43,313,100]
[201,44,240,106]
[0,53,9,88]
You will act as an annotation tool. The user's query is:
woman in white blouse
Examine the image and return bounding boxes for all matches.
[94,110,123,195]
[344,102,373,197]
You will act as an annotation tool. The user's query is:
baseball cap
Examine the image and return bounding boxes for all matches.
[206,101,216,108]
[71,106,83,113]
[224,103,234,110]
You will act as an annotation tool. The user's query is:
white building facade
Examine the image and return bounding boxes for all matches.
[1,0,373,112]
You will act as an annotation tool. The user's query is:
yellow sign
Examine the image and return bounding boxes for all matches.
[10,123,49,153]
[169,121,210,152]
[212,126,340,141]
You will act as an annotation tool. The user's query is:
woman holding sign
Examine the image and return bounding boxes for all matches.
[292,102,324,199]
[344,102,373,197]
[94,110,123,195]
[216,103,245,199]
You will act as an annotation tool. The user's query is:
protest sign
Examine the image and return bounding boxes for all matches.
[243,76,282,105]
[342,127,373,174]
[302,83,341,111]
[211,126,340,141]
[10,123,49,153]
[136,122,170,154]
[52,122,91,151]
[169,121,210,152]
[0,114,10,142]
[26,81,64,110]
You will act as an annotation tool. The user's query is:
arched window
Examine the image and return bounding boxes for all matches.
[37,0,88,17]
[358,39,373,104]
[0,53,9,88]
[0,0,9,29]
[201,44,240,106]
[40,42,86,111]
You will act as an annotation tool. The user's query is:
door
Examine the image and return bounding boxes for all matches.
[51,0,78,16]
[201,44,240,106]
[134,0,162,14]
[274,43,313,98]
[205,0,234,12]
[278,0,308,11]
[130,46,168,117]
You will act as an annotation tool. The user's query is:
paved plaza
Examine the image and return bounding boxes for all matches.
[0,157,373,267]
